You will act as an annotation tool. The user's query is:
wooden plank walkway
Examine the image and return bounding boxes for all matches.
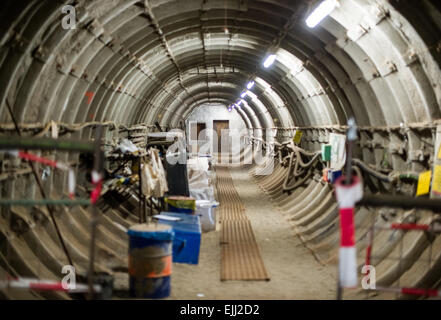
[215,165,270,281]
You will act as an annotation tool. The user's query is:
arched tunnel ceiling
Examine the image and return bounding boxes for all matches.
[0,0,441,134]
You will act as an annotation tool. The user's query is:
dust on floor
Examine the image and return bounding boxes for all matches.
[169,166,336,299]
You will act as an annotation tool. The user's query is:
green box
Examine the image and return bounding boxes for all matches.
[321,144,331,162]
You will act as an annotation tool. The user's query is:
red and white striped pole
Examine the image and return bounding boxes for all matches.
[1,277,101,294]
[335,175,363,288]
[90,170,102,204]
[365,223,374,270]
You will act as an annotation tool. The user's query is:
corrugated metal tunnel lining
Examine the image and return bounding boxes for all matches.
[2,0,440,130]
[0,0,441,300]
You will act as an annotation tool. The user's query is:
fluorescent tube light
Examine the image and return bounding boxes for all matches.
[306,0,338,28]
[246,81,255,89]
[263,54,276,68]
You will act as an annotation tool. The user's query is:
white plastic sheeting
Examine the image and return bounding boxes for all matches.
[118,139,139,154]
[187,156,218,232]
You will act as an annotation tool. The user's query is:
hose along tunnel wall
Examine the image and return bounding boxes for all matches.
[0,0,440,299]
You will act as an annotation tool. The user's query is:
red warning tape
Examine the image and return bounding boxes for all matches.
[2,277,101,293]
[10,151,76,198]
[401,287,440,297]
[365,244,372,267]
[29,282,66,291]
[390,223,429,231]
[375,286,441,297]
[18,151,58,168]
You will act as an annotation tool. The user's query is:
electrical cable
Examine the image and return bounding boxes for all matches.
[282,145,321,191]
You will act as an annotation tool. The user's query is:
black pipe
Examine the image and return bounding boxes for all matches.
[352,158,391,182]
[154,121,163,132]
[357,194,441,213]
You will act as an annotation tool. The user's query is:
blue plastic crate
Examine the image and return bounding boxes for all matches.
[157,212,201,265]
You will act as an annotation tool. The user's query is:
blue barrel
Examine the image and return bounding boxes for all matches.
[127,224,174,299]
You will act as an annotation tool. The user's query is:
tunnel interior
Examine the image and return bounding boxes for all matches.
[0,0,441,300]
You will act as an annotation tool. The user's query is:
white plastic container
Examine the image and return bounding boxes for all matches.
[190,186,215,202]
[196,200,219,232]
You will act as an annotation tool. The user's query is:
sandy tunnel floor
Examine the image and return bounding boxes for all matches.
[169,166,336,299]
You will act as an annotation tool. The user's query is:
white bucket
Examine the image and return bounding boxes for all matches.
[196,200,219,232]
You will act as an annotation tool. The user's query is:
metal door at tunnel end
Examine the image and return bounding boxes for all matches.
[213,120,229,153]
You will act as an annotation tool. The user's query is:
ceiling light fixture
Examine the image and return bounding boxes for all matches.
[306,0,338,28]
[240,91,247,98]
[246,81,255,89]
[263,54,276,68]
